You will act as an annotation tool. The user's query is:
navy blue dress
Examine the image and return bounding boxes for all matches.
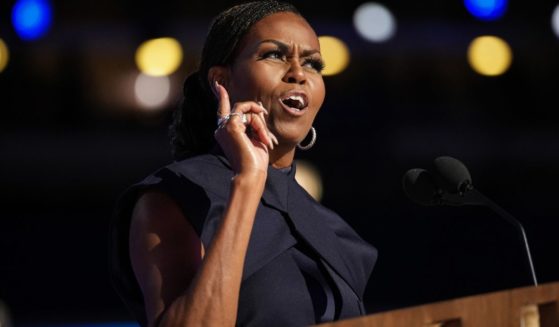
[109,151,378,327]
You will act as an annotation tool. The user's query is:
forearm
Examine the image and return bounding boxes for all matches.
[159,171,266,327]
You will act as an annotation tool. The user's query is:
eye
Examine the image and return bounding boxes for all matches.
[261,50,286,61]
[303,58,325,73]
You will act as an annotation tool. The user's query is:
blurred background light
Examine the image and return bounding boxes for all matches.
[353,2,396,42]
[21,323,139,327]
[0,39,9,73]
[135,37,183,77]
[4,0,559,322]
[552,4,559,39]
[318,36,350,76]
[467,35,512,76]
[295,160,323,202]
[11,0,53,41]
[464,0,507,21]
[134,73,171,109]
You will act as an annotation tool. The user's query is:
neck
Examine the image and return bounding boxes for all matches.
[269,145,296,169]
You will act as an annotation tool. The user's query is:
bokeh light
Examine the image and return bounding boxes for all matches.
[295,160,323,202]
[552,4,559,39]
[23,323,139,327]
[464,0,507,21]
[318,36,350,76]
[0,39,9,73]
[134,73,171,109]
[353,2,396,42]
[11,0,53,40]
[135,37,183,77]
[467,35,512,76]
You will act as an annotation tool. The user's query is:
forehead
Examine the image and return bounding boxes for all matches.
[242,12,320,51]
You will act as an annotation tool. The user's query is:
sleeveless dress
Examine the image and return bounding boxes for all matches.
[109,150,378,327]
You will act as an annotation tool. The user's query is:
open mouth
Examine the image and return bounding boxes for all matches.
[279,92,308,114]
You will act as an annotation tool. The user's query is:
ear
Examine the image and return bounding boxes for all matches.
[208,66,230,98]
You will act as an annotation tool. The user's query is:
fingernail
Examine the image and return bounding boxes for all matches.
[258,101,269,115]
[212,81,220,96]
[265,135,273,150]
[270,132,279,145]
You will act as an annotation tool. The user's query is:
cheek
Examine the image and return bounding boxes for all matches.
[230,65,279,101]
[228,66,256,101]
[229,76,255,102]
[312,78,326,111]
[253,66,283,95]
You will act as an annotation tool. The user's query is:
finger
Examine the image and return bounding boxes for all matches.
[257,112,279,146]
[257,101,269,116]
[215,81,231,118]
[230,101,268,116]
[257,102,279,145]
[231,103,274,148]
[242,112,273,150]
[232,101,277,147]
[256,102,278,145]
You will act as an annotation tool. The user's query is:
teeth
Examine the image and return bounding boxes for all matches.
[282,94,306,108]
[291,96,304,107]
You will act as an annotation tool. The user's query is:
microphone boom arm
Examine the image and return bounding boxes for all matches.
[442,188,539,286]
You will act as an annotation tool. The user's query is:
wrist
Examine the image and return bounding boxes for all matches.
[232,169,267,189]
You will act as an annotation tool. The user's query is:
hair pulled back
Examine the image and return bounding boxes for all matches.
[169,0,301,160]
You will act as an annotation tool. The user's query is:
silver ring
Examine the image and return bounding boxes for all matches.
[217,112,247,128]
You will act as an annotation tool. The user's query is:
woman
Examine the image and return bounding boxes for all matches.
[109,1,378,326]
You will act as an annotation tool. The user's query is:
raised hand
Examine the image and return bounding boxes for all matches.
[213,81,278,175]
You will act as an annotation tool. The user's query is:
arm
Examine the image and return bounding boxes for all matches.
[130,171,265,327]
[129,82,273,327]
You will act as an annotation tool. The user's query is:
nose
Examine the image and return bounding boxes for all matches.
[282,60,306,85]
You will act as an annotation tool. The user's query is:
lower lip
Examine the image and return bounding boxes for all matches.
[278,99,307,117]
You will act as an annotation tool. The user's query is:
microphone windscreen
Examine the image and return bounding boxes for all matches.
[402,168,439,206]
[433,156,472,194]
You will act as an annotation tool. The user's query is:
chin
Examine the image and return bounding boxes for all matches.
[272,124,307,146]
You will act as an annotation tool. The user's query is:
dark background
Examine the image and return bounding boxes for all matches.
[1,0,559,324]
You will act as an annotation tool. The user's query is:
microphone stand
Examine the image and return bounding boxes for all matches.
[441,188,539,286]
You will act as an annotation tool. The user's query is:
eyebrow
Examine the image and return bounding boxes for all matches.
[258,39,320,57]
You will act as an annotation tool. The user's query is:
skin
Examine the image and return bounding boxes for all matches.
[216,11,325,169]
[129,12,325,327]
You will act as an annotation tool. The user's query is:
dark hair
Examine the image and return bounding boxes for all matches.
[169,0,301,160]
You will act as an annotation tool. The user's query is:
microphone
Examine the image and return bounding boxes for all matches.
[402,168,439,206]
[402,156,538,286]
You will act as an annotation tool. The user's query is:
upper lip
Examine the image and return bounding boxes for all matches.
[279,90,309,109]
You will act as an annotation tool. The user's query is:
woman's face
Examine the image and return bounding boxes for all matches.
[226,12,326,147]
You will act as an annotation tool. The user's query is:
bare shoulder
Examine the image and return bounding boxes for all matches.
[129,190,202,326]
[132,190,189,232]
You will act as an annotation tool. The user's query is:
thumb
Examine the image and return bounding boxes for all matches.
[215,81,231,118]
